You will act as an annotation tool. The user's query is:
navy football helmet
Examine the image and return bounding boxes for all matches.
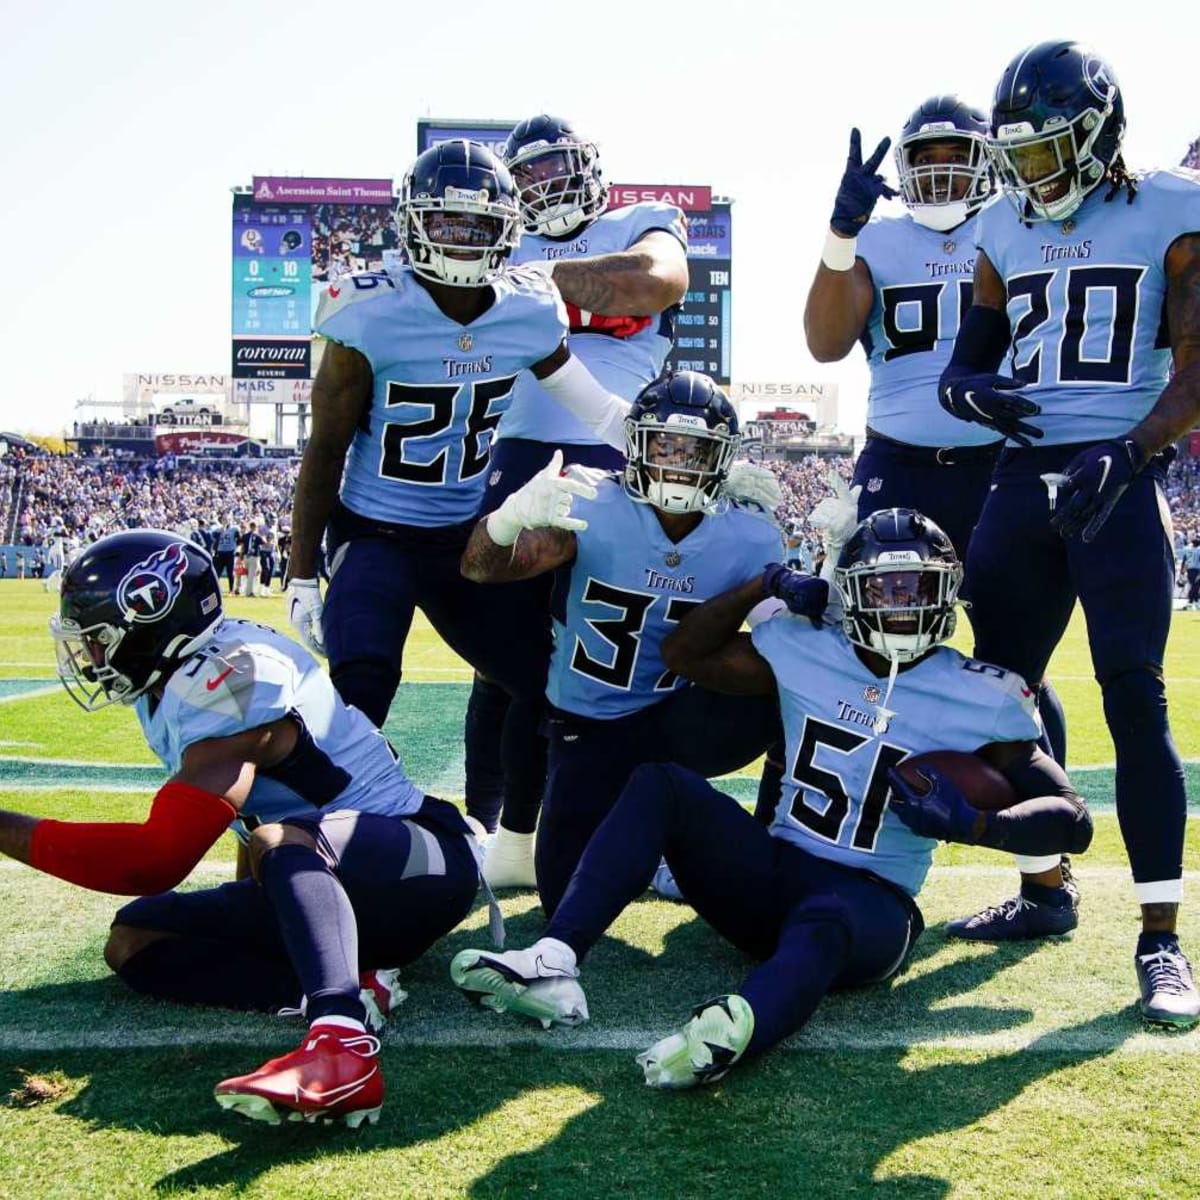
[51,530,224,710]
[623,371,740,514]
[397,140,522,287]
[988,41,1125,222]
[895,95,993,232]
[500,115,608,238]
[835,509,962,663]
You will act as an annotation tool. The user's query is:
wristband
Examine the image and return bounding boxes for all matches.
[821,229,857,272]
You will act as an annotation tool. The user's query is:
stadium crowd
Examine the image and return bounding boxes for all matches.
[5,447,1200,573]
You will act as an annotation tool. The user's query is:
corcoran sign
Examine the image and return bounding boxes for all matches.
[232,339,311,380]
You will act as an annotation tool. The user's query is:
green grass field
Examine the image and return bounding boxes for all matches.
[1,582,1199,1198]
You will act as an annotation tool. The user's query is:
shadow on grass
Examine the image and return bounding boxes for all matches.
[0,914,1145,1199]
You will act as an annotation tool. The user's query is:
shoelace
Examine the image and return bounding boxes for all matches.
[971,896,1034,925]
[1138,949,1195,997]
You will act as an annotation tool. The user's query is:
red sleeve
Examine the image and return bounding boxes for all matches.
[29,781,235,895]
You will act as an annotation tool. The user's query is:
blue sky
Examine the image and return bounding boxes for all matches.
[0,0,1192,436]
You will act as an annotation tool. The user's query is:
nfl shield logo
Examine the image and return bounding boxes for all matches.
[863,685,881,704]
[458,333,474,352]
[943,240,956,255]
[665,550,682,568]
[866,478,883,494]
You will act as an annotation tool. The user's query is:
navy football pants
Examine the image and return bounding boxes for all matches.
[549,763,922,1058]
[113,800,478,1014]
[966,444,1185,887]
[465,438,627,832]
[537,688,783,916]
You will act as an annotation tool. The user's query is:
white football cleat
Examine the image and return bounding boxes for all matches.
[450,937,588,1029]
[482,827,537,889]
[637,994,755,1089]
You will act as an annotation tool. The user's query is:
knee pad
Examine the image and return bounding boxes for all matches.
[1101,667,1167,735]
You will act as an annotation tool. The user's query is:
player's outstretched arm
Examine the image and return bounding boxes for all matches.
[661,576,777,696]
[287,341,373,582]
[549,230,688,317]
[532,343,631,449]
[460,450,592,583]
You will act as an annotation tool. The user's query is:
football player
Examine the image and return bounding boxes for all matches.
[804,97,1072,835]
[285,140,631,830]
[460,371,792,915]
[466,115,691,887]
[937,42,1200,1025]
[450,510,1091,1083]
[0,531,483,1126]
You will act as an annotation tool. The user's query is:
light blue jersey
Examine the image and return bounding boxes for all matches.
[315,264,568,526]
[975,169,1200,445]
[857,210,1000,448]
[750,616,1041,895]
[499,202,688,444]
[547,480,783,718]
[136,619,425,834]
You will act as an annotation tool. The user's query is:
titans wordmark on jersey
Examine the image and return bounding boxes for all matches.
[750,614,1041,895]
[547,480,783,719]
[137,619,425,832]
[315,264,569,527]
[500,202,689,443]
[856,208,1001,449]
[975,169,1200,445]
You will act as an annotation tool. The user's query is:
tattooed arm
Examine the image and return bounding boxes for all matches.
[460,522,577,583]
[550,231,688,316]
[1128,233,1200,457]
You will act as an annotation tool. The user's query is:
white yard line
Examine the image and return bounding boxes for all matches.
[0,1023,1193,1055]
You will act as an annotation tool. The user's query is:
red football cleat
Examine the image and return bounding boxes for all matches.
[214,1023,384,1127]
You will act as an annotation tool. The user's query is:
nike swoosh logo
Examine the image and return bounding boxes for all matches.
[205,666,235,691]
[963,391,989,420]
[1096,454,1113,493]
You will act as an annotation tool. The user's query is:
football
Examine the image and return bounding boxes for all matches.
[894,750,1020,812]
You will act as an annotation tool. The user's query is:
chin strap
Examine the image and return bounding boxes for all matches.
[872,655,901,737]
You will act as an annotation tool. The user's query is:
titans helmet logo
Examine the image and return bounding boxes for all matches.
[116,542,189,624]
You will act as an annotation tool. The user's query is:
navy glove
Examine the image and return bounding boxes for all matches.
[762,563,829,627]
[830,129,898,237]
[1050,438,1145,543]
[886,765,981,844]
[939,368,1043,446]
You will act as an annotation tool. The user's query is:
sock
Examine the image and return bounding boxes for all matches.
[1020,879,1074,906]
[1137,930,1181,956]
[464,675,507,832]
[258,843,366,1026]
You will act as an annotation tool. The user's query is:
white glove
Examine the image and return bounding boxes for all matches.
[809,471,862,553]
[286,577,326,657]
[485,450,600,547]
[724,461,783,512]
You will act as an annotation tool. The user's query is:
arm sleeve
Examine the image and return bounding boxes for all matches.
[535,354,631,450]
[29,782,235,895]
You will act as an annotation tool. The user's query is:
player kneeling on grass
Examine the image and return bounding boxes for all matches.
[451,509,1092,1087]
[0,531,481,1127]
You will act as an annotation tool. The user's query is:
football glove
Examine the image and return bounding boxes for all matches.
[486,449,599,547]
[286,578,326,657]
[808,471,862,554]
[1050,438,1146,543]
[761,563,828,627]
[939,367,1043,446]
[886,765,980,844]
[724,461,783,512]
[830,129,898,236]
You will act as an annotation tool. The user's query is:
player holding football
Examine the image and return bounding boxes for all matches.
[451,509,1091,1084]
[460,370,792,915]
[935,42,1200,1026]
[0,531,483,1126]
[284,140,630,832]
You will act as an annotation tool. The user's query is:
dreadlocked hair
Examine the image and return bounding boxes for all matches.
[1103,155,1138,205]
